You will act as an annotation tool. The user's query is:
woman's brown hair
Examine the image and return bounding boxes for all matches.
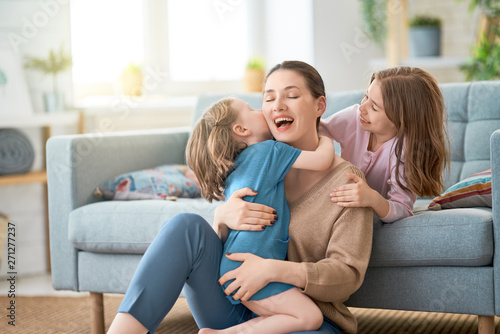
[372,66,449,197]
[186,98,244,202]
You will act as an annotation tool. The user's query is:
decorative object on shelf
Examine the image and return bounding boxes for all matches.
[243,56,266,92]
[24,44,72,113]
[0,48,34,116]
[358,0,387,47]
[120,63,143,96]
[408,15,442,57]
[0,129,35,175]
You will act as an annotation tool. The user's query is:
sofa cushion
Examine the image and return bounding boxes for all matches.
[69,199,223,254]
[94,164,201,200]
[429,169,492,209]
[370,207,493,267]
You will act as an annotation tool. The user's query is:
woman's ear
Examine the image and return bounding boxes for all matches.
[315,96,327,117]
[233,123,250,137]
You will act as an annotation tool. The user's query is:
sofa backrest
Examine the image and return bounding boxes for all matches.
[192,80,500,190]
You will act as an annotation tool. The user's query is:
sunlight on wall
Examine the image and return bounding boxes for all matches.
[166,0,248,81]
[70,0,144,84]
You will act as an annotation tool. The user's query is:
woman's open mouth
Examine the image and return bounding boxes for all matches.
[274,116,294,131]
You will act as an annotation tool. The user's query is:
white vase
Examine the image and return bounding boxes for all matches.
[43,92,64,113]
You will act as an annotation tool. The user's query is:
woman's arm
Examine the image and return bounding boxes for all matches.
[213,188,277,242]
[292,136,335,171]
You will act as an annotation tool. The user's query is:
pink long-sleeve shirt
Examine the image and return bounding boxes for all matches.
[321,104,416,223]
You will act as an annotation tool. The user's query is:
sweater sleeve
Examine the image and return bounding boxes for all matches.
[300,168,373,303]
[378,156,416,223]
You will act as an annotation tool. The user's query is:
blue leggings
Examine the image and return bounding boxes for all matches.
[118,213,340,334]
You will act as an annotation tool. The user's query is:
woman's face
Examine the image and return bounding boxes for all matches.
[262,69,325,149]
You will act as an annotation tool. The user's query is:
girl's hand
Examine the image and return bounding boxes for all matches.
[215,187,276,232]
[219,253,271,302]
[330,172,377,208]
[330,173,390,218]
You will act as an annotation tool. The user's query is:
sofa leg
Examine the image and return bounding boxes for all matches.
[478,315,494,334]
[90,292,105,334]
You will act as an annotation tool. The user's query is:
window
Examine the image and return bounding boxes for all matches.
[70,0,143,85]
[166,0,248,82]
[70,0,249,98]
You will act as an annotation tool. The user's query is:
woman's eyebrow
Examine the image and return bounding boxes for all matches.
[284,85,300,91]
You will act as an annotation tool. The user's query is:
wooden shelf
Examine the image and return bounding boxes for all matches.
[0,171,47,186]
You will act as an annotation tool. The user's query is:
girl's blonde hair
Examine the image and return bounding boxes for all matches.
[186,98,245,202]
[372,66,449,197]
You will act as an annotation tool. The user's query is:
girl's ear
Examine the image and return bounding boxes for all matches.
[315,96,327,117]
[233,123,250,137]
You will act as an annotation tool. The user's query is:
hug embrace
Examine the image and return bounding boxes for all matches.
[107,61,449,334]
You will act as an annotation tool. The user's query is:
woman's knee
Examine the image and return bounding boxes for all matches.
[160,213,215,243]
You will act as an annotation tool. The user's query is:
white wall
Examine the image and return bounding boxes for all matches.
[313,0,385,92]
[0,0,73,276]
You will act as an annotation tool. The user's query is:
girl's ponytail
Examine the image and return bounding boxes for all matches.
[186,98,243,202]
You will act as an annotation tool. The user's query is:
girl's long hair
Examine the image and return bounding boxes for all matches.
[373,66,449,197]
[186,98,244,202]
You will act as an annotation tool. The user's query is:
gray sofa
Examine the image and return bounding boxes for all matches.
[47,80,500,334]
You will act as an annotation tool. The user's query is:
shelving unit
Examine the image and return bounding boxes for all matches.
[0,111,82,271]
[378,0,467,78]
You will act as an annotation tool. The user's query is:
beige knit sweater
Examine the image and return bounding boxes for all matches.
[287,161,373,334]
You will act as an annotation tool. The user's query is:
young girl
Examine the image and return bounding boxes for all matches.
[186,97,334,334]
[321,66,449,222]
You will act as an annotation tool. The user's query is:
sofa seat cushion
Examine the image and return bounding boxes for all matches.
[370,207,493,267]
[69,199,222,254]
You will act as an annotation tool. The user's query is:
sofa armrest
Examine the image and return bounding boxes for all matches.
[46,127,190,290]
[491,129,500,314]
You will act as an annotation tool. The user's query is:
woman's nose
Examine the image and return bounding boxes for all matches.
[273,97,286,112]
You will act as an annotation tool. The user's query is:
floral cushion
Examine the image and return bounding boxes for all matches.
[94,165,201,200]
[428,169,492,209]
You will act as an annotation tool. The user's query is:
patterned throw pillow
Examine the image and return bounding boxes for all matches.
[94,165,201,200]
[428,169,492,209]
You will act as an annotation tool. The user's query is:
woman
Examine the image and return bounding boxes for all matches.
[107,61,373,334]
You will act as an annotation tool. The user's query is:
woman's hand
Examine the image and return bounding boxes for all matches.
[219,253,272,302]
[214,187,276,232]
[330,172,390,218]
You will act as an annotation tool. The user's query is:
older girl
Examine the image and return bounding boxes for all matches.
[322,67,449,222]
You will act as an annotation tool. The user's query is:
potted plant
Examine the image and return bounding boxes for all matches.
[460,26,500,80]
[24,45,72,113]
[244,56,266,92]
[120,63,143,96]
[408,15,442,57]
[359,0,387,47]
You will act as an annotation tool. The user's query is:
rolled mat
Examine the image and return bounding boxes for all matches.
[0,128,35,175]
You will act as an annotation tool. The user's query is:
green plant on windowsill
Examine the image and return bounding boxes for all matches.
[460,28,500,81]
[244,56,266,92]
[246,56,266,71]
